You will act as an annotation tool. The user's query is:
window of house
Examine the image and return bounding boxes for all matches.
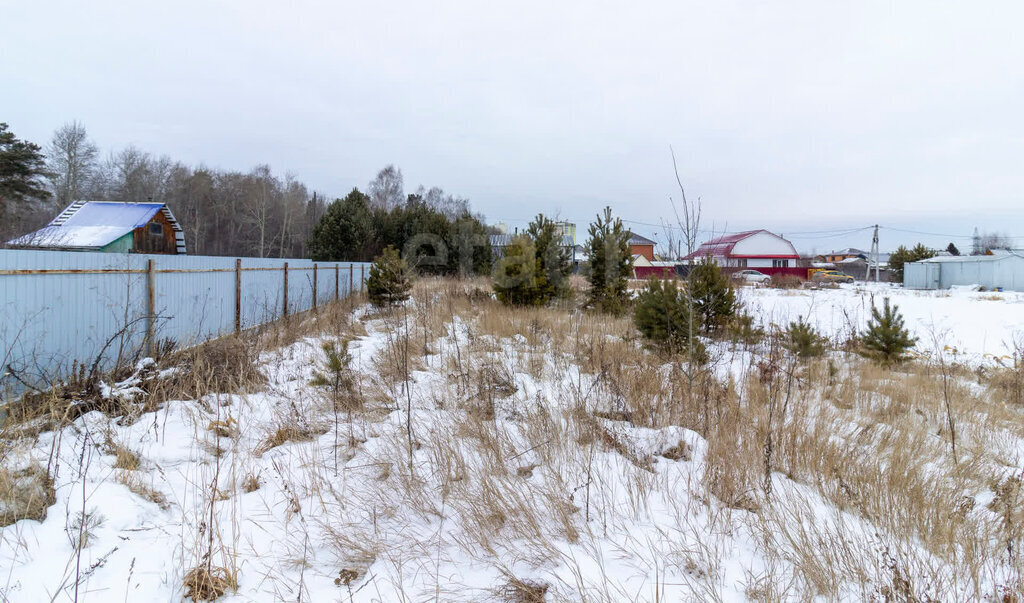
[773,259,789,268]
[737,258,747,268]
[149,223,163,236]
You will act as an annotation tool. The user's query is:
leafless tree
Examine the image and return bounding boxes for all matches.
[47,121,98,205]
[368,164,404,211]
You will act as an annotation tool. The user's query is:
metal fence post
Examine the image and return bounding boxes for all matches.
[234,258,242,334]
[313,263,318,310]
[283,262,289,317]
[349,263,354,296]
[361,265,366,292]
[146,259,155,357]
[335,264,339,300]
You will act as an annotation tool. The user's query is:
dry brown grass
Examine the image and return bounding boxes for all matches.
[0,464,56,526]
[182,565,237,601]
[117,470,170,510]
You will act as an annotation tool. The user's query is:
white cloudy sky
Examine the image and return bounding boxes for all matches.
[3,0,1023,252]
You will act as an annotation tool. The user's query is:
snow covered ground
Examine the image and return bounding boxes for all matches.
[742,282,1024,364]
[1,282,1023,601]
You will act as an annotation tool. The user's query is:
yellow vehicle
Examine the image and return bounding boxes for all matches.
[811,270,854,284]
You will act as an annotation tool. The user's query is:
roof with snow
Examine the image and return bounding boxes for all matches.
[7,201,186,253]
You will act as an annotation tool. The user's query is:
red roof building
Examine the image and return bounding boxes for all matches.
[684,229,802,277]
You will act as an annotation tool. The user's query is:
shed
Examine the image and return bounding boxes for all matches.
[904,252,1024,291]
[7,201,186,254]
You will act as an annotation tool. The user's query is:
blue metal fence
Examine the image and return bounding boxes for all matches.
[0,249,369,397]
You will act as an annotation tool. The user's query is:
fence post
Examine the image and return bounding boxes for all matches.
[313,263,318,310]
[146,259,155,357]
[361,265,366,292]
[335,264,339,301]
[234,259,242,334]
[349,263,354,296]
[283,262,289,317]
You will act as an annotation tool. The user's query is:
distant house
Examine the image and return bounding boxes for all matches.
[683,229,802,277]
[628,232,656,261]
[489,232,574,261]
[817,247,869,263]
[8,201,186,254]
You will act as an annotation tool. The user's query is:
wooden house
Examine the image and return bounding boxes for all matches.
[7,201,187,254]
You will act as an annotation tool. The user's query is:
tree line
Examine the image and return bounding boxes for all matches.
[0,121,487,261]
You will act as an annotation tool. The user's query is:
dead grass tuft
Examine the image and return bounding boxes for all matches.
[500,577,549,602]
[0,464,56,526]
[183,565,237,601]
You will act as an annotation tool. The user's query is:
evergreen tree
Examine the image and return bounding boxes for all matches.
[687,258,736,332]
[307,188,373,261]
[861,298,917,364]
[585,206,632,314]
[493,235,542,305]
[0,123,50,231]
[367,246,412,308]
[784,317,825,359]
[633,279,704,360]
[946,242,960,256]
[888,243,935,280]
[526,213,572,302]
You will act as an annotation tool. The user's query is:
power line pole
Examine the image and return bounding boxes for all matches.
[871,224,880,282]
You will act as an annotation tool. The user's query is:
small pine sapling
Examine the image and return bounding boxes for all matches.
[310,340,360,466]
[861,298,917,364]
[784,317,825,359]
[687,258,737,333]
[585,206,632,314]
[493,235,542,306]
[367,246,412,308]
[633,279,705,360]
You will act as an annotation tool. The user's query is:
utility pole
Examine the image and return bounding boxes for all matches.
[871,224,880,282]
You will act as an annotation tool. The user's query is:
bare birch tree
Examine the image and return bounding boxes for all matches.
[47,121,98,205]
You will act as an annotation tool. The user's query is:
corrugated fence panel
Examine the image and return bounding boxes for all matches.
[1,249,369,397]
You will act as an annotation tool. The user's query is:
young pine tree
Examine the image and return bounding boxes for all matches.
[633,279,705,360]
[687,258,736,333]
[526,213,572,302]
[493,235,542,306]
[784,317,826,359]
[861,298,917,364]
[367,245,412,308]
[585,206,632,314]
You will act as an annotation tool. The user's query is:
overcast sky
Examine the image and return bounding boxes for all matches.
[3,1,1023,253]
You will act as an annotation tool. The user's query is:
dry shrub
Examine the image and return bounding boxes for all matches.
[662,440,692,461]
[254,423,325,457]
[500,577,549,602]
[240,473,261,493]
[0,464,56,526]
[183,565,237,601]
[207,417,238,439]
[117,471,169,510]
[149,335,265,406]
[770,274,804,289]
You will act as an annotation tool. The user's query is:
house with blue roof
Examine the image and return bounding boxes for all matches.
[7,201,187,254]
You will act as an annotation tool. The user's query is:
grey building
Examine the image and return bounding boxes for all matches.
[904,251,1024,291]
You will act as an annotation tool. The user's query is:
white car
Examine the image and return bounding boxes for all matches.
[731,269,771,285]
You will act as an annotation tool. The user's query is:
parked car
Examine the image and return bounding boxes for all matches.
[811,270,854,284]
[731,269,771,285]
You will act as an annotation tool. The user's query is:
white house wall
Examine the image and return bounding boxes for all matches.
[730,232,798,257]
